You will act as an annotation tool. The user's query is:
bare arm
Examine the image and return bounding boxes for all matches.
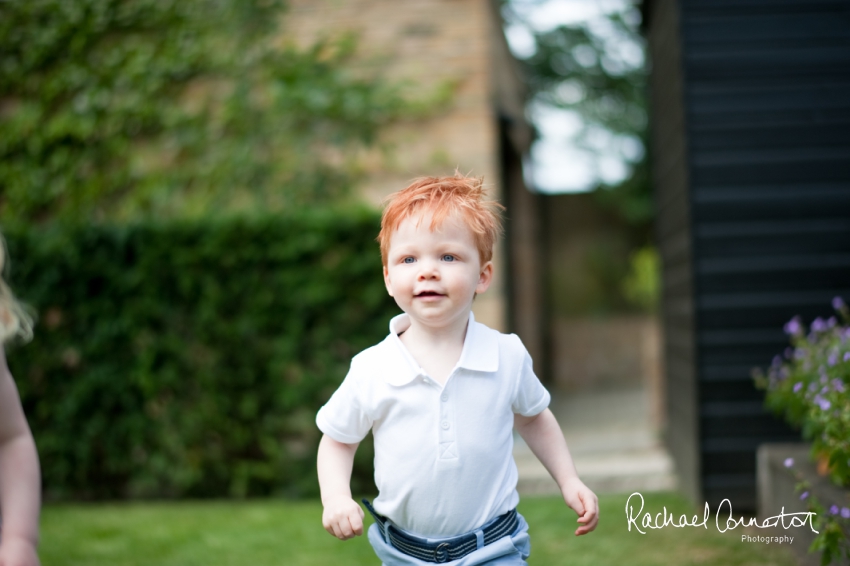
[316,434,364,540]
[0,350,41,566]
[514,408,598,535]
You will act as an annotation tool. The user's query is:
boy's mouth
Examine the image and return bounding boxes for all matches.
[415,291,443,297]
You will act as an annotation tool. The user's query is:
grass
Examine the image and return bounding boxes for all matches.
[40,492,799,565]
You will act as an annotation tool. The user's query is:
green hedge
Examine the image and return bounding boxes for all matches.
[5,211,397,500]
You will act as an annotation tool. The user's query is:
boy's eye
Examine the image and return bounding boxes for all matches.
[442,254,455,262]
[403,257,415,264]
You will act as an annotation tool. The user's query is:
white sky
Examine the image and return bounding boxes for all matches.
[504,0,642,194]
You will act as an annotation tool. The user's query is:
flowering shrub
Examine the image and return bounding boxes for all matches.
[754,297,850,565]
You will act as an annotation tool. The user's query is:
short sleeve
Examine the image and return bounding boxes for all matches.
[510,339,550,417]
[316,364,372,444]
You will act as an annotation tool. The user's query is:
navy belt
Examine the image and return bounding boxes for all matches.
[362,499,519,564]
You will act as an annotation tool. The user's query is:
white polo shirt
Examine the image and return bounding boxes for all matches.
[316,311,550,538]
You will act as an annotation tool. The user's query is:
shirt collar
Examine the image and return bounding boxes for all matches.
[381,311,500,386]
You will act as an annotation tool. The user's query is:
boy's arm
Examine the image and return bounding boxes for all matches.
[0,354,41,566]
[317,434,365,540]
[514,408,598,536]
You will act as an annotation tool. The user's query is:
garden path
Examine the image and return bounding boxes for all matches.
[514,385,677,495]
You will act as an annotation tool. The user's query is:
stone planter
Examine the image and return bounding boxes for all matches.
[757,443,850,566]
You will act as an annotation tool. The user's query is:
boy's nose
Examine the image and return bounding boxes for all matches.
[417,260,440,280]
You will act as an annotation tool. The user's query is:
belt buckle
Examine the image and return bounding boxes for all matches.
[434,542,450,563]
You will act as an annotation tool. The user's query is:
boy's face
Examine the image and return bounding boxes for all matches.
[383,211,493,330]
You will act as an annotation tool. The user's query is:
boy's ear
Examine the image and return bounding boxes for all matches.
[383,265,394,297]
[475,261,493,295]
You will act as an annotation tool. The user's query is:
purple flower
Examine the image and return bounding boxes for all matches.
[784,317,802,335]
[829,353,838,366]
[811,317,827,333]
[830,505,839,515]
[841,507,850,519]
[794,382,803,393]
[800,491,809,500]
[814,395,831,411]
[772,355,783,368]
[834,296,846,310]
[785,347,794,359]
[827,316,837,328]
[844,352,850,362]
[784,458,794,468]
[833,379,846,393]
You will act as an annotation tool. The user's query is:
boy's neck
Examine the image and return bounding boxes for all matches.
[398,310,470,385]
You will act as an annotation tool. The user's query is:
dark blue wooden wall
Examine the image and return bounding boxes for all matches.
[646,0,850,509]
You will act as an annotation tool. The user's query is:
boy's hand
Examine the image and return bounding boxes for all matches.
[0,537,40,566]
[322,496,365,540]
[561,477,599,536]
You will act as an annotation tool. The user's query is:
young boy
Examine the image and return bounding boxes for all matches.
[316,175,597,565]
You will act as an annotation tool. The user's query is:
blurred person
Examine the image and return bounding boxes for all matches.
[0,239,40,566]
[316,175,597,565]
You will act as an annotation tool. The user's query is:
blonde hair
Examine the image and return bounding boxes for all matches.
[377,174,504,265]
[0,235,33,344]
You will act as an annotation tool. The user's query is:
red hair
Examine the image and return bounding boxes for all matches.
[378,174,504,265]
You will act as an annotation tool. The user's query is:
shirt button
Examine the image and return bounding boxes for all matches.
[441,421,450,430]
[441,393,448,402]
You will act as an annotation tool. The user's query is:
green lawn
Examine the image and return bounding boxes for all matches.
[40,492,799,565]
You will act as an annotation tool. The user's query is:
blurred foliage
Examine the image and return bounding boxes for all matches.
[505,1,657,316]
[504,0,652,233]
[0,0,436,226]
[621,245,659,313]
[549,233,659,316]
[591,156,653,238]
[550,239,630,317]
[5,212,397,499]
[518,7,646,138]
[544,193,656,316]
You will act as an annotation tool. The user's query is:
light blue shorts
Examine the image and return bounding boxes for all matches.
[367,512,531,566]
